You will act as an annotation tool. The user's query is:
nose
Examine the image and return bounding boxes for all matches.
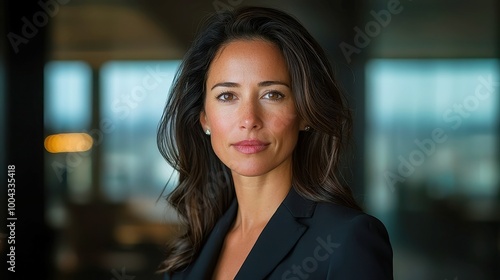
[239,99,263,131]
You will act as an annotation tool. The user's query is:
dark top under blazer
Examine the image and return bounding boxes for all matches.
[165,187,393,279]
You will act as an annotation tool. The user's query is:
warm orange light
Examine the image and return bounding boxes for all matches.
[44,133,93,153]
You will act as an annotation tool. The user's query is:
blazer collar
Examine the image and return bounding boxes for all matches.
[235,187,316,279]
[183,199,238,279]
[281,186,317,219]
[182,187,317,280]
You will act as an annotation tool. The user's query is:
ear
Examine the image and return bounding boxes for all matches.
[299,118,308,131]
[200,110,209,131]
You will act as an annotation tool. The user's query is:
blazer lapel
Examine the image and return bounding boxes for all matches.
[182,199,238,279]
[235,188,317,280]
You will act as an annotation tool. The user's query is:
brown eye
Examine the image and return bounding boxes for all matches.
[217,92,236,102]
[263,91,284,101]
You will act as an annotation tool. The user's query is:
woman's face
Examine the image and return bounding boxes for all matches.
[201,39,305,178]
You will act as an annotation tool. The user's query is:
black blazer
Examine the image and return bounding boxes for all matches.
[165,187,393,279]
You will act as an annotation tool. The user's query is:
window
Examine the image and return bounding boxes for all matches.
[365,59,499,217]
[45,61,92,131]
[45,60,180,221]
[100,61,180,205]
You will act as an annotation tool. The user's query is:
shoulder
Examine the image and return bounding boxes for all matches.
[298,201,391,251]
[313,201,389,236]
[282,187,391,243]
[307,201,393,279]
[284,196,393,279]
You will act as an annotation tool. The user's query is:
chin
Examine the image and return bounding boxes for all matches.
[229,164,272,178]
[232,169,268,178]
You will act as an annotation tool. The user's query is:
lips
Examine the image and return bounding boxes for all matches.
[232,140,270,154]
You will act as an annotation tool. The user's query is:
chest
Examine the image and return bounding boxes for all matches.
[211,228,264,280]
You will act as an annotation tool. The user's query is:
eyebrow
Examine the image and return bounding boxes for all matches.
[210,81,290,90]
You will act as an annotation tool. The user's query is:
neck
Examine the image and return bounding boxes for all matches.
[231,166,292,234]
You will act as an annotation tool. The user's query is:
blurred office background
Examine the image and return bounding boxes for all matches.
[1,0,499,279]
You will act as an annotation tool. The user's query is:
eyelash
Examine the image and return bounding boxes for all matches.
[215,91,285,103]
[263,91,285,101]
[216,91,235,103]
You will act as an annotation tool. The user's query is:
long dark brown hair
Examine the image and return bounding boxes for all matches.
[157,6,360,273]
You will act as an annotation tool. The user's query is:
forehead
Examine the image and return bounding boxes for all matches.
[206,39,290,85]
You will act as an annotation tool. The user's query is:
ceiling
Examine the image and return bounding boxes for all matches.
[49,0,498,67]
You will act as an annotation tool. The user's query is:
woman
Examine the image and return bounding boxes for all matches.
[157,6,393,280]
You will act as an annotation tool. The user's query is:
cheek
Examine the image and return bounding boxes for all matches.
[206,110,235,151]
[207,115,227,153]
[270,108,300,133]
[207,110,232,133]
